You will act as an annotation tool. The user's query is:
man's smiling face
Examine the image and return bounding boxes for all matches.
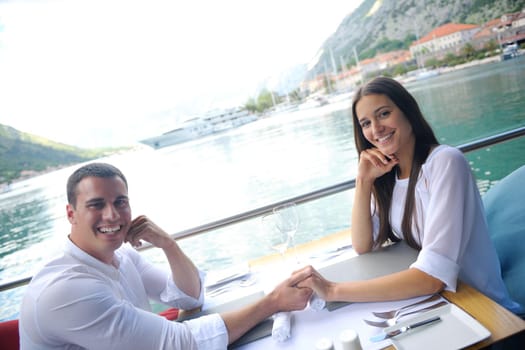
[67,175,131,264]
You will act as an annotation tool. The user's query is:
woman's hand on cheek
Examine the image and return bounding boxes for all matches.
[358,148,399,180]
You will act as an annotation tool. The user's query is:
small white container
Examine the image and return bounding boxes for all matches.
[339,329,362,350]
[315,337,334,350]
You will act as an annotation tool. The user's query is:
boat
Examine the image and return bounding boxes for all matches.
[201,107,257,133]
[414,68,440,80]
[1,183,11,193]
[297,95,329,110]
[140,107,258,149]
[501,43,519,60]
[139,118,212,149]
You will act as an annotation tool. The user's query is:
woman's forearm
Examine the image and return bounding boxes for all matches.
[330,268,445,302]
[351,177,375,254]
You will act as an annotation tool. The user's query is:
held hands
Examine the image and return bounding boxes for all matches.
[358,148,399,181]
[293,265,334,302]
[269,268,314,313]
[126,215,174,249]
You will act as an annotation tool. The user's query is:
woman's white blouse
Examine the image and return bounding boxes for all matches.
[373,145,520,312]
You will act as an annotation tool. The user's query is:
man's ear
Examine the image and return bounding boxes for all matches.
[66,203,76,224]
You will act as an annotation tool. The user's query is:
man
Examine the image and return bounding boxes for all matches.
[19,162,312,349]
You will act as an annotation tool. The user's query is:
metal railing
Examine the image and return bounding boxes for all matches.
[164,125,525,241]
[1,125,524,292]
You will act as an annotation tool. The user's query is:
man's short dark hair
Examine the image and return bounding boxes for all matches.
[66,162,128,207]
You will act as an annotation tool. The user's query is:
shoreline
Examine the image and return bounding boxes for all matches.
[1,54,519,190]
[398,54,505,85]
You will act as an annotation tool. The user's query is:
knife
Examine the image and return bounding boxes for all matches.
[370,316,442,342]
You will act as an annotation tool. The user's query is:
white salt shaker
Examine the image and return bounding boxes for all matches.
[339,329,362,350]
[315,337,334,350]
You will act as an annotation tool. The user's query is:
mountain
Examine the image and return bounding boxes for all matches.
[0,124,119,184]
[313,0,525,74]
[3,0,524,183]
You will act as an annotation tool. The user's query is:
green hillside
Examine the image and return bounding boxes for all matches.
[0,124,120,184]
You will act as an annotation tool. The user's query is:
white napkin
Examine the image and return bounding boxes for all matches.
[272,312,291,342]
[308,293,326,311]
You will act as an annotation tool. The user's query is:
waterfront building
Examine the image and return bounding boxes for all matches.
[472,9,525,51]
[409,23,480,61]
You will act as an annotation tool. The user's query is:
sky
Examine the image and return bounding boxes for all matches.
[0,0,363,148]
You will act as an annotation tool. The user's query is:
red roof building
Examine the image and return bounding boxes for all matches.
[472,9,525,49]
[410,23,480,58]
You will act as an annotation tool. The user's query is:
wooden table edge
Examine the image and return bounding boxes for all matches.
[442,282,525,349]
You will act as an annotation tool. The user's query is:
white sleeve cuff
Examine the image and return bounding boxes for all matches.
[160,269,206,309]
[411,248,459,291]
[184,314,229,350]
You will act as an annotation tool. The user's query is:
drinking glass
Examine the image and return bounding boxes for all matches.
[272,202,300,263]
[260,212,290,262]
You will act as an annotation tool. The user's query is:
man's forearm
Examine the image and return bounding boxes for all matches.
[163,240,201,298]
[220,294,278,344]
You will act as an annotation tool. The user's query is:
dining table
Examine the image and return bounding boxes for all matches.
[185,228,525,349]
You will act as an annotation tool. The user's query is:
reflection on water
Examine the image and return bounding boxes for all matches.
[1,57,525,321]
[0,190,52,261]
[410,58,525,145]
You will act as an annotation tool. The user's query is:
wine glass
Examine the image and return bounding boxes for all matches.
[272,202,299,263]
[260,213,290,261]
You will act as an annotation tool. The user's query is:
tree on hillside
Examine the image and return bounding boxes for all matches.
[257,89,276,112]
[461,43,476,60]
[484,39,498,54]
[244,98,257,113]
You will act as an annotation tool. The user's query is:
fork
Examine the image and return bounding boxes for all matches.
[372,294,441,319]
[363,300,448,327]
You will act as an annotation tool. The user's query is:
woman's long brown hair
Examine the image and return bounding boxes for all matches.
[351,77,439,250]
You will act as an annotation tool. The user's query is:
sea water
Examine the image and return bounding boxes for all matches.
[1,56,524,321]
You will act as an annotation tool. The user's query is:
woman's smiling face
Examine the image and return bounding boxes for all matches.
[355,93,414,158]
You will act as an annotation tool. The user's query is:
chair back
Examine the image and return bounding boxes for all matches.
[483,165,525,315]
[0,319,19,350]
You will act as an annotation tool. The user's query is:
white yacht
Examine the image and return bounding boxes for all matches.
[140,107,257,149]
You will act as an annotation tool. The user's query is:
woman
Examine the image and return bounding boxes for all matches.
[295,76,521,313]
